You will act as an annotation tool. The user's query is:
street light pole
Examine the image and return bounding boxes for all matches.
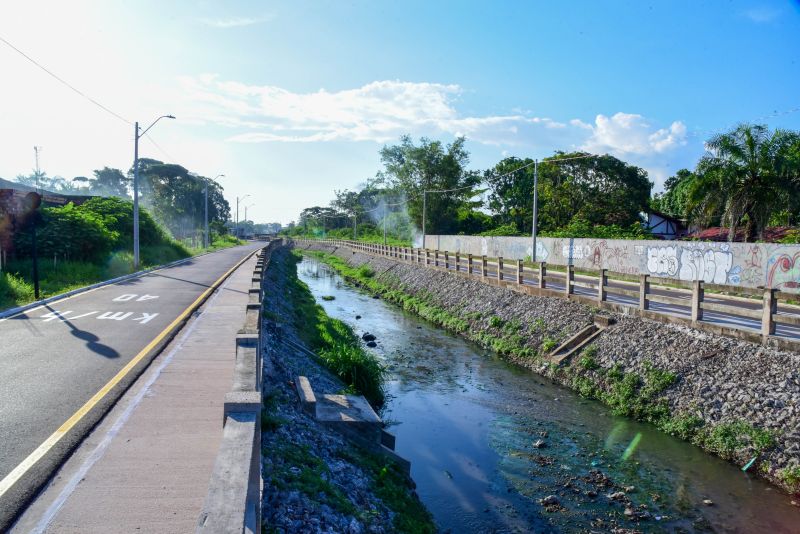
[205,174,224,248]
[133,114,175,270]
[235,194,250,238]
[422,191,427,249]
[531,159,539,261]
[383,203,387,245]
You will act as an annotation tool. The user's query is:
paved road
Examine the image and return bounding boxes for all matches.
[0,243,262,524]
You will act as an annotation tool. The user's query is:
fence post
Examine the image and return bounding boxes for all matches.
[762,288,777,337]
[691,280,704,322]
[538,262,546,289]
[565,265,574,296]
[445,251,449,270]
[517,259,523,285]
[425,249,430,266]
[497,257,504,281]
[467,254,473,275]
[639,274,650,310]
[434,250,439,267]
[598,269,607,302]
[481,255,487,279]
[455,253,460,273]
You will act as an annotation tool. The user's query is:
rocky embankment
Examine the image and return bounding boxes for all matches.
[296,242,800,496]
[259,247,434,533]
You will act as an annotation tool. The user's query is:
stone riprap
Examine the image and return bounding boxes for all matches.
[424,234,800,293]
[298,241,800,494]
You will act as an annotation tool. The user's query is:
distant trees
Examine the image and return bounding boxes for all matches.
[485,153,651,235]
[651,124,800,241]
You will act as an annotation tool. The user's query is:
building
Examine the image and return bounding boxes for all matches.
[644,210,688,240]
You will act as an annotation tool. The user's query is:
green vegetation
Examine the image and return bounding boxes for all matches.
[338,447,436,533]
[284,250,384,406]
[268,441,356,516]
[541,337,558,353]
[321,295,336,301]
[778,465,800,492]
[0,198,242,311]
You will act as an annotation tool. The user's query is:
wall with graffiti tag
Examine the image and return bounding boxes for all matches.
[424,235,800,293]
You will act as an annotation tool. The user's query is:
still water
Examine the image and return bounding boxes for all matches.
[297,256,800,533]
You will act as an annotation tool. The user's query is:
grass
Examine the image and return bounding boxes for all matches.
[337,447,436,533]
[779,465,800,492]
[267,441,356,516]
[0,236,244,312]
[284,250,385,406]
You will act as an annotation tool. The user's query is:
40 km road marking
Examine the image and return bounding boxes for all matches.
[0,249,258,501]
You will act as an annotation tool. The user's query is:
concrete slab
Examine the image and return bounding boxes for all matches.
[10,253,259,534]
[316,394,381,424]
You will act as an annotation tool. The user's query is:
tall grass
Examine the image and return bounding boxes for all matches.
[284,250,385,406]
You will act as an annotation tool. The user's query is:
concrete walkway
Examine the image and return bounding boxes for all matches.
[12,253,258,534]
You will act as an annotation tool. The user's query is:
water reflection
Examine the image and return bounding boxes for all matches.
[297,256,800,533]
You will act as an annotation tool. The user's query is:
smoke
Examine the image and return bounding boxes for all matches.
[361,193,422,245]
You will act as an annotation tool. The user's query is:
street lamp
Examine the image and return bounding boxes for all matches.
[133,114,175,270]
[204,174,224,248]
[244,203,255,238]
[235,194,250,238]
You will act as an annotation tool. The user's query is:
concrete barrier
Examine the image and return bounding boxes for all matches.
[196,238,281,534]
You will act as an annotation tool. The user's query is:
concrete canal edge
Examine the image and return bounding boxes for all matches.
[294,240,800,496]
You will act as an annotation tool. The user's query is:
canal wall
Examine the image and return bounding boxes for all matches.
[423,235,800,293]
[296,241,800,495]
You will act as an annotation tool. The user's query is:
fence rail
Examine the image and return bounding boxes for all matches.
[294,239,800,352]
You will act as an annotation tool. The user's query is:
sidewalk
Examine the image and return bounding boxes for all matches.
[12,253,258,534]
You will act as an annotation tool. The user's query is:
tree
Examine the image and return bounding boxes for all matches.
[485,152,651,234]
[650,169,696,219]
[688,124,800,241]
[378,136,481,234]
[91,167,130,198]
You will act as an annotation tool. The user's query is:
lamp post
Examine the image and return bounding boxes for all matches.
[204,174,224,248]
[235,194,250,238]
[530,159,539,261]
[133,114,175,270]
[244,203,255,239]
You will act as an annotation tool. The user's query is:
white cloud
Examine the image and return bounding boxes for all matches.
[198,15,273,28]
[581,112,687,156]
[743,7,781,23]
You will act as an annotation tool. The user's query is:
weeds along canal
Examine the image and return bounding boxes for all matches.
[297,255,800,533]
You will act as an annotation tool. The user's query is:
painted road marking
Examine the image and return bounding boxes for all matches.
[0,248,258,502]
[39,310,159,325]
[112,294,159,302]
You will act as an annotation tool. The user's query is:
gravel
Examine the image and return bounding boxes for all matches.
[300,242,800,493]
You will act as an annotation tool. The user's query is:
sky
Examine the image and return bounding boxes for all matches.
[1,0,799,225]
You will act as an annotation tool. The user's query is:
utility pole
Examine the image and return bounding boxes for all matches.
[531,159,539,261]
[422,191,427,248]
[235,194,249,238]
[33,146,42,193]
[205,174,224,248]
[133,115,175,270]
[383,203,387,245]
[353,213,357,240]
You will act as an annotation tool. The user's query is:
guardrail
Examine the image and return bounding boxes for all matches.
[293,239,800,352]
[196,239,280,534]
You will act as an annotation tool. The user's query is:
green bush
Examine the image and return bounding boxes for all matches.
[477,224,525,237]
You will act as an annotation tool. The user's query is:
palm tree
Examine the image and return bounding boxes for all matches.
[689,124,799,241]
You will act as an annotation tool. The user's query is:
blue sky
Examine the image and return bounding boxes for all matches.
[1,0,799,224]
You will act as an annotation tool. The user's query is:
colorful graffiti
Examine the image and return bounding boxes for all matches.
[767,252,800,289]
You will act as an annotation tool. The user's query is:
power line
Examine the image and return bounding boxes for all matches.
[143,133,176,162]
[0,34,132,126]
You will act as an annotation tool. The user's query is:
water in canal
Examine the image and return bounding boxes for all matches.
[297,256,800,533]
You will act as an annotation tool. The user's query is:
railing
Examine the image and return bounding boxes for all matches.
[196,239,280,534]
[293,238,800,351]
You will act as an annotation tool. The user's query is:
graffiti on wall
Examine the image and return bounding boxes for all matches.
[644,244,740,284]
[767,251,800,289]
[646,246,678,276]
[528,241,549,261]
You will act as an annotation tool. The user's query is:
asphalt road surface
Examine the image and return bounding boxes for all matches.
[0,243,262,512]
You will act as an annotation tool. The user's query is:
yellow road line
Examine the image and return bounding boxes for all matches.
[0,248,260,499]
